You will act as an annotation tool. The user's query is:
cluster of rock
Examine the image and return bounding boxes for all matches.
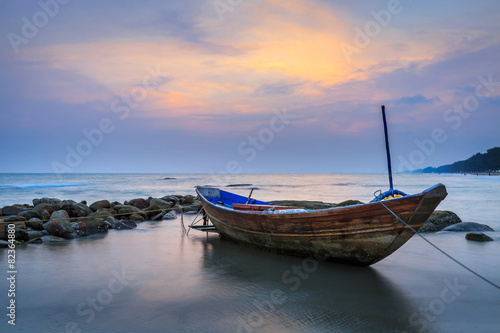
[0,195,202,246]
[1,196,496,246]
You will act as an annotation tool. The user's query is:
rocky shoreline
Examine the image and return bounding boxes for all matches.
[0,196,496,247]
[0,195,202,246]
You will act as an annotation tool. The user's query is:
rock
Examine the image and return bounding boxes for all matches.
[269,200,334,210]
[0,223,5,240]
[1,205,28,215]
[161,195,180,204]
[27,230,45,241]
[465,232,493,242]
[88,208,113,219]
[420,210,462,232]
[442,222,494,232]
[82,217,108,234]
[129,213,145,223]
[18,210,42,220]
[89,200,111,212]
[3,215,28,223]
[42,235,69,243]
[119,219,137,229]
[34,202,64,217]
[43,220,76,239]
[116,206,140,217]
[71,221,88,237]
[0,240,9,248]
[63,201,93,217]
[13,204,28,208]
[33,203,52,220]
[14,228,30,242]
[128,198,149,210]
[180,195,196,205]
[150,198,174,209]
[26,218,44,230]
[33,197,62,206]
[334,200,364,207]
[152,211,166,221]
[50,210,71,223]
[144,203,162,219]
[105,217,136,230]
[163,210,177,220]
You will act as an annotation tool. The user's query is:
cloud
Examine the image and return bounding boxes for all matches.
[255,82,304,96]
[395,94,441,105]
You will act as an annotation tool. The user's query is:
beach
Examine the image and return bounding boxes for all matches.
[1,173,499,332]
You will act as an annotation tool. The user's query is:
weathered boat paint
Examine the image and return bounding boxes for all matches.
[196,184,447,266]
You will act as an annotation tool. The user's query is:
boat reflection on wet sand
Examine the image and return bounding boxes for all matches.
[195,234,419,332]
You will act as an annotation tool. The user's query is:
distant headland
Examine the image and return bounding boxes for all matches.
[412,147,500,174]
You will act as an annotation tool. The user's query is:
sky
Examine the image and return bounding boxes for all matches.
[0,0,499,174]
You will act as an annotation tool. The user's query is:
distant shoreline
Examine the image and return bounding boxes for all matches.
[412,171,500,176]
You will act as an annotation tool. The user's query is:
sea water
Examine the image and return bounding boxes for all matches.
[1,173,499,332]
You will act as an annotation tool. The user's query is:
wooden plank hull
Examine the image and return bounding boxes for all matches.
[196,184,447,266]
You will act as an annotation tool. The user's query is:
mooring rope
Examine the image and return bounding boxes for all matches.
[378,199,500,290]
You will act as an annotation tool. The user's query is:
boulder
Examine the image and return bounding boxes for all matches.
[33,203,52,221]
[1,205,28,215]
[3,215,28,223]
[0,223,5,240]
[151,211,166,221]
[465,232,493,242]
[18,210,42,220]
[43,220,76,239]
[334,200,364,208]
[89,200,111,212]
[61,201,92,217]
[82,217,108,234]
[34,202,64,217]
[442,222,494,232]
[150,198,174,209]
[163,210,177,220]
[14,228,30,242]
[180,195,196,205]
[33,198,62,206]
[88,208,113,219]
[128,198,149,210]
[26,218,44,230]
[27,230,45,241]
[71,221,88,237]
[50,210,71,223]
[104,217,136,230]
[42,235,69,243]
[115,206,146,220]
[144,204,162,219]
[129,213,145,223]
[419,210,462,232]
[161,195,180,204]
[118,219,137,229]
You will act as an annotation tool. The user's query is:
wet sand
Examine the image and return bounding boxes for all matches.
[1,219,499,332]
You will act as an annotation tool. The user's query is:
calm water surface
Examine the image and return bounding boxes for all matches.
[1,173,499,332]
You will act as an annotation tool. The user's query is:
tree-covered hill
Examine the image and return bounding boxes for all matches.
[415,147,500,173]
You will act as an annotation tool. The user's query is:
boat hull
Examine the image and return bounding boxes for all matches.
[196,184,447,265]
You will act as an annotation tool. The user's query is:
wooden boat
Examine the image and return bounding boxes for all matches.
[195,184,447,265]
